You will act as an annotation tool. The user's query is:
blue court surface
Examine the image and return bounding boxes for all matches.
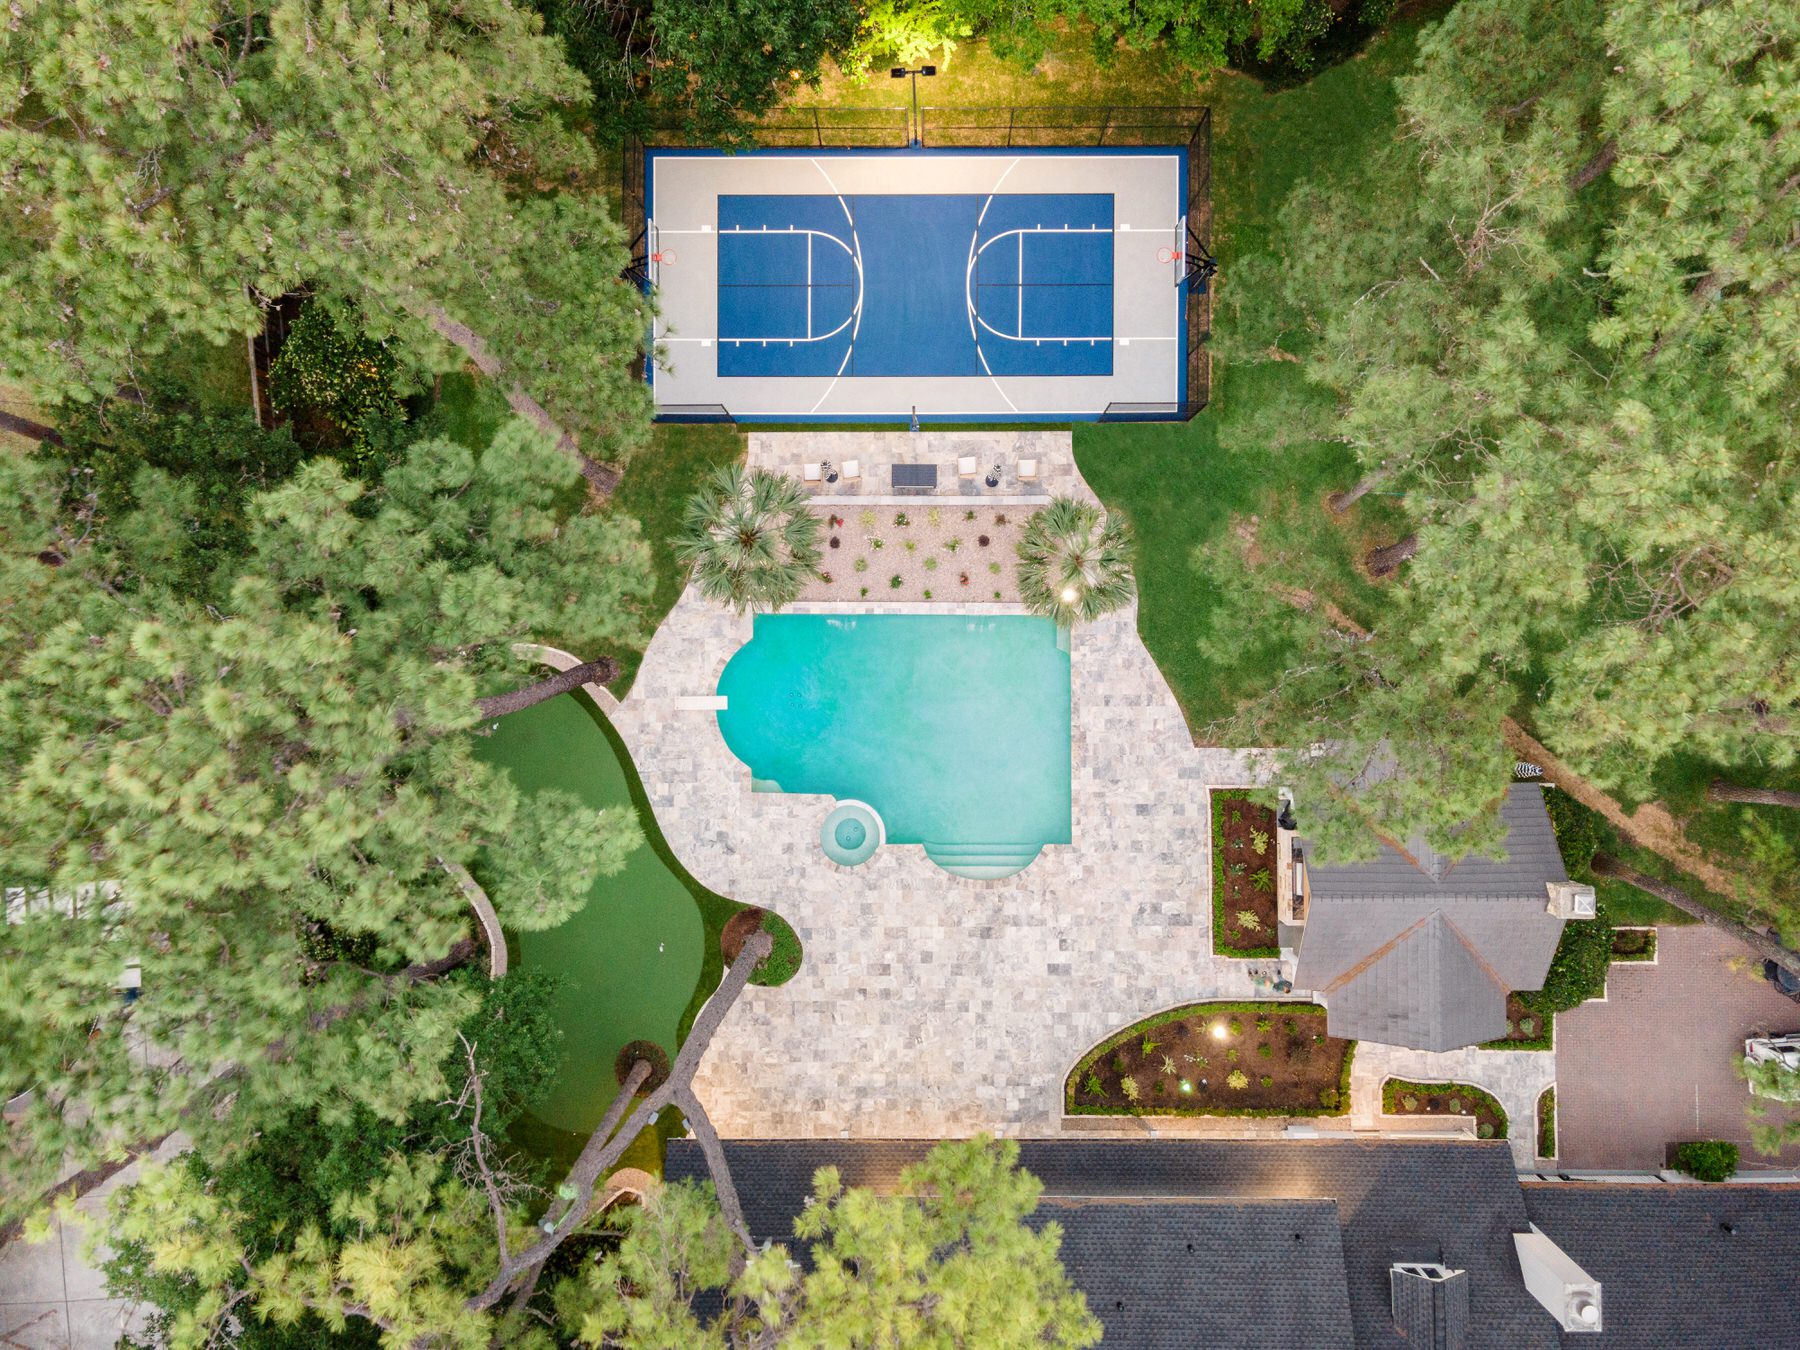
[647,149,1188,420]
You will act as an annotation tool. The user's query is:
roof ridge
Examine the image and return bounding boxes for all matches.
[1439,912,1507,994]
[1323,911,1438,994]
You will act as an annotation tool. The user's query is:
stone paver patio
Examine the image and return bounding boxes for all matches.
[612,431,1554,1145]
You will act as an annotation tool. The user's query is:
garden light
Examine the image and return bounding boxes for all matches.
[1211,1021,1228,1040]
[1061,585,1079,604]
[1180,1080,1193,1094]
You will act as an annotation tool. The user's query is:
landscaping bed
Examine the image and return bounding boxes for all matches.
[1611,926,1656,962]
[1066,1001,1352,1118]
[1212,789,1280,957]
[1382,1078,1509,1140]
[1480,992,1554,1050]
[1537,1087,1556,1160]
[803,505,1025,604]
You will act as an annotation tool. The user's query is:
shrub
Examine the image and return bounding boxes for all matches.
[923,556,938,571]
[1402,1094,1419,1111]
[1229,1018,1243,1035]
[1251,829,1269,855]
[894,511,910,526]
[903,539,917,553]
[1526,899,1615,1012]
[1260,1076,1273,1088]
[926,508,940,526]
[829,536,840,549]
[871,537,885,550]
[1141,1034,1159,1056]
[1251,867,1273,892]
[923,589,932,599]
[1120,1076,1140,1102]
[1671,1140,1739,1182]
[1083,1071,1103,1097]
[1227,1070,1249,1090]
[1235,909,1261,931]
[1519,1017,1536,1036]
[1477,1122,1494,1139]
[964,510,977,521]
[1226,1048,1239,1063]
[1257,1043,1273,1059]
[1319,1088,1340,1109]
[268,300,404,460]
[944,537,960,553]
[1544,787,1605,874]
[1256,1016,1272,1032]
[859,587,868,597]
[854,557,869,573]
[889,575,902,589]
[978,534,990,547]
[859,508,877,528]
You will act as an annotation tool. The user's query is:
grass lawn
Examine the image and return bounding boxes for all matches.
[160,333,255,416]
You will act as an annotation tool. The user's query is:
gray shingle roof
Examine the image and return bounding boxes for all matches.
[666,1138,1561,1349]
[1391,1264,1472,1349]
[1294,785,1569,1051]
[1522,1182,1800,1348]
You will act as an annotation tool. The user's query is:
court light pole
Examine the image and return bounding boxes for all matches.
[890,64,936,146]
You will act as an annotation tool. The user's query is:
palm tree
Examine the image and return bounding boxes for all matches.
[1016,497,1135,625]
[673,465,823,613]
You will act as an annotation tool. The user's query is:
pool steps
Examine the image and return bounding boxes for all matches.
[923,841,1044,880]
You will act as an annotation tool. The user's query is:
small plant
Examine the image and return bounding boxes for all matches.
[894,511,910,527]
[1227,1070,1249,1090]
[988,561,1002,575]
[1083,1071,1103,1097]
[1313,1033,1324,1044]
[1230,809,1242,825]
[1671,1140,1739,1182]
[903,539,917,553]
[1229,861,1246,876]
[978,534,991,547]
[889,575,903,589]
[854,557,869,573]
[1448,1096,1465,1114]
[959,572,970,585]
[1260,1075,1273,1088]
[871,536,885,550]
[1319,1088,1340,1109]
[964,510,976,521]
[829,535,841,549]
[944,537,961,553]
[859,586,869,597]
[829,514,844,529]
[1519,1016,1537,1036]
[1112,1052,1128,1072]
[993,590,1002,599]
[1256,1043,1273,1059]
[923,556,938,571]
[1153,1080,1166,1095]
[1229,1017,1243,1036]
[923,589,932,599]
[1226,1048,1239,1063]
[1161,1054,1176,1075]
[1402,1094,1420,1111]
[819,572,832,584]
[1285,1018,1297,1032]
[1256,1016,1272,1032]
[1141,1034,1159,1056]
[1250,828,1269,854]
[1235,909,1261,931]
[1477,1122,1494,1139]
[994,512,1007,525]
[927,507,941,526]
[1251,868,1273,893]
[859,508,877,529]
[1183,1052,1208,1068]
[1120,1075,1140,1102]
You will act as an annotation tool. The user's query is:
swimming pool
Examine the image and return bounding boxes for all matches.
[715,614,1071,877]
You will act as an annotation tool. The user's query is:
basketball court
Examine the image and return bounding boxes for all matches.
[644,148,1191,421]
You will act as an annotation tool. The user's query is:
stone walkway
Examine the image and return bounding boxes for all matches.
[1349,1041,1558,1171]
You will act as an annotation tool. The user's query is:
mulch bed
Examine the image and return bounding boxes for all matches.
[1611,927,1656,961]
[1067,1003,1352,1117]
[1480,992,1553,1049]
[1213,790,1280,957]
[720,907,766,965]
[614,1039,671,1094]
[1382,1078,1509,1140]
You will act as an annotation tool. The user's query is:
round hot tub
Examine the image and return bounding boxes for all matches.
[821,800,884,867]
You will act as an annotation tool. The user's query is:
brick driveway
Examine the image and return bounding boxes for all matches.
[1555,924,1800,1170]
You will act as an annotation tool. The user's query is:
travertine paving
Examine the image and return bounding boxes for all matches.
[1349,1040,1558,1171]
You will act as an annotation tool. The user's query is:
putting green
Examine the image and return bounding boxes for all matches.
[475,692,704,1136]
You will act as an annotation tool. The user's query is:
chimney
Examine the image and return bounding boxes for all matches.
[1390,1262,1470,1348]
[1514,1225,1603,1333]
[1546,881,1597,921]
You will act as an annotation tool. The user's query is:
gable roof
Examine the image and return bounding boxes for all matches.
[1522,1182,1800,1348]
[1293,785,1569,1051]
[666,1138,1561,1349]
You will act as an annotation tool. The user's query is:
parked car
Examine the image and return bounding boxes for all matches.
[1745,1034,1800,1101]
[1762,959,1800,1002]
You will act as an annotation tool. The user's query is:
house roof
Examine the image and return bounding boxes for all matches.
[1522,1182,1800,1348]
[1294,785,1569,1051]
[665,1138,1562,1349]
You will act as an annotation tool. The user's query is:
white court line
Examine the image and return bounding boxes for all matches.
[804,158,867,416]
[967,225,1115,344]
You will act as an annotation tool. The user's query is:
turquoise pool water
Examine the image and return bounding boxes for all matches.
[716,615,1071,876]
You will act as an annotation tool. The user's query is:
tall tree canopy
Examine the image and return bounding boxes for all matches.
[0,2,650,476]
[0,417,651,1213]
[1218,0,1798,858]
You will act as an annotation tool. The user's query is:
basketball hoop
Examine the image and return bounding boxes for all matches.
[653,248,676,266]
[1158,246,1183,265]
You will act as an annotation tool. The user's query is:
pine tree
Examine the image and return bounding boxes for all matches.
[0,2,649,485]
[0,420,652,1214]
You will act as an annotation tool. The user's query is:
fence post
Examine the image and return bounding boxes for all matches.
[1007,106,1015,149]
[1099,106,1112,147]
